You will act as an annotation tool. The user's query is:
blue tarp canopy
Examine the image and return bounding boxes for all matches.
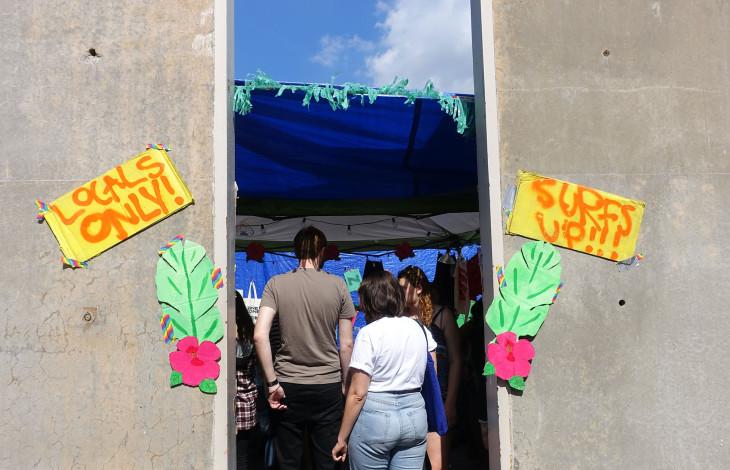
[235,85,478,217]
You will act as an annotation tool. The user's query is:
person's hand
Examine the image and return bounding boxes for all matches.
[268,383,287,410]
[445,402,458,427]
[332,438,348,462]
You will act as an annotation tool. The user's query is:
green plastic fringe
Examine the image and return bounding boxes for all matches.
[232,72,471,134]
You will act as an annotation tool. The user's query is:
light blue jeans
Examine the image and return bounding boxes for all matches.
[348,391,427,470]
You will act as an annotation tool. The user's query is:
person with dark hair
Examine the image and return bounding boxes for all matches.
[235,291,260,470]
[332,271,437,470]
[398,266,462,470]
[254,226,356,470]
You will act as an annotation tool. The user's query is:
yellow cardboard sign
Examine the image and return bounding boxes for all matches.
[506,171,645,261]
[42,149,193,262]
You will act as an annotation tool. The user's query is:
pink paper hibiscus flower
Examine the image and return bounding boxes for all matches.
[487,332,535,380]
[169,336,221,386]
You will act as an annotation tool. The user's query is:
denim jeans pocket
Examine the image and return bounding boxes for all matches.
[354,408,392,444]
[403,407,428,443]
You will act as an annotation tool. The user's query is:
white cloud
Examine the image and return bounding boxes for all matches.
[366,0,474,93]
[311,34,375,69]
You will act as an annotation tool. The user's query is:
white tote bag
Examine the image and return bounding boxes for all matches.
[243,280,261,322]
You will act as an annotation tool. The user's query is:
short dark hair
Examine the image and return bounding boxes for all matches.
[294,226,327,260]
[358,270,405,323]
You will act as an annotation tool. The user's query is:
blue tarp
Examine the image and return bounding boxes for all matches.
[235,87,477,206]
[235,245,479,340]
[234,245,479,306]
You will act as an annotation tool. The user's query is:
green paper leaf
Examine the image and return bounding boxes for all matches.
[508,376,525,391]
[170,371,183,388]
[456,300,476,328]
[343,269,363,293]
[199,379,217,394]
[486,241,562,337]
[483,362,495,376]
[156,240,224,343]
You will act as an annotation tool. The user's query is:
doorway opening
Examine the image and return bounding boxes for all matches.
[218,1,506,468]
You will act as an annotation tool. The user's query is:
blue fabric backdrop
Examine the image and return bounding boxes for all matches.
[235,245,479,340]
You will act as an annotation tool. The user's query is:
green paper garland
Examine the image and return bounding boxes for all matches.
[233,72,472,134]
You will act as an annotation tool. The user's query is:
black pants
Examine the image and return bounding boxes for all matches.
[274,382,343,470]
[237,428,266,470]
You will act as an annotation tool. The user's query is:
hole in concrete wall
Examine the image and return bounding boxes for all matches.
[82,48,102,65]
[618,299,626,306]
[602,49,610,57]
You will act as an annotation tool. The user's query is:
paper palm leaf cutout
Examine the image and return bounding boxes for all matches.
[486,241,562,337]
[155,239,223,343]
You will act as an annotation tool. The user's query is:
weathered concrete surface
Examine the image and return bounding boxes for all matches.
[0,2,218,468]
[492,1,730,469]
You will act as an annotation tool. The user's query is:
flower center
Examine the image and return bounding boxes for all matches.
[505,343,515,361]
[186,345,205,365]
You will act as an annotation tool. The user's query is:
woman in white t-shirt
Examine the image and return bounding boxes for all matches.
[332,271,437,470]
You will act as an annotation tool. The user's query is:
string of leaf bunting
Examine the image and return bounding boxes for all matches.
[232,72,471,134]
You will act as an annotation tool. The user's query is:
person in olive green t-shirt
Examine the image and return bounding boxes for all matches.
[254,226,355,470]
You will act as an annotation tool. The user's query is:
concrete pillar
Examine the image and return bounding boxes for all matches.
[0,1,223,467]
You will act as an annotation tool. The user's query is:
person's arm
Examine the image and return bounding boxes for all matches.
[332,370,371,462]
[440,308,462,426]
[253,305,286,410]
[337,279,357,386]
[338,318,354,384]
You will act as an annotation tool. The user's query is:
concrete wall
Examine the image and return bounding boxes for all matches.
[492,1,730,469]
[0,2,219,468]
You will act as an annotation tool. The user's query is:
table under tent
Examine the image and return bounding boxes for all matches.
[232,80,488,467]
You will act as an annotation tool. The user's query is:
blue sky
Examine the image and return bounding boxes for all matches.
[234,0,475,93]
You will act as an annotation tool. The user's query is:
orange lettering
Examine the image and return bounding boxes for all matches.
[524,177,639,259]
[531,179,556,209]
[101,174,124,203]
[135,154,165,179]
[72,185,94,207]
[159,175,176,196]
[80,212,111,243]
[51,204,84,225]
[612,205,636,247]
[79,205,142,243]
[535,212,560,242]
[128,193,161,222]
[138,179,169,215]
[115,165,147,188]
